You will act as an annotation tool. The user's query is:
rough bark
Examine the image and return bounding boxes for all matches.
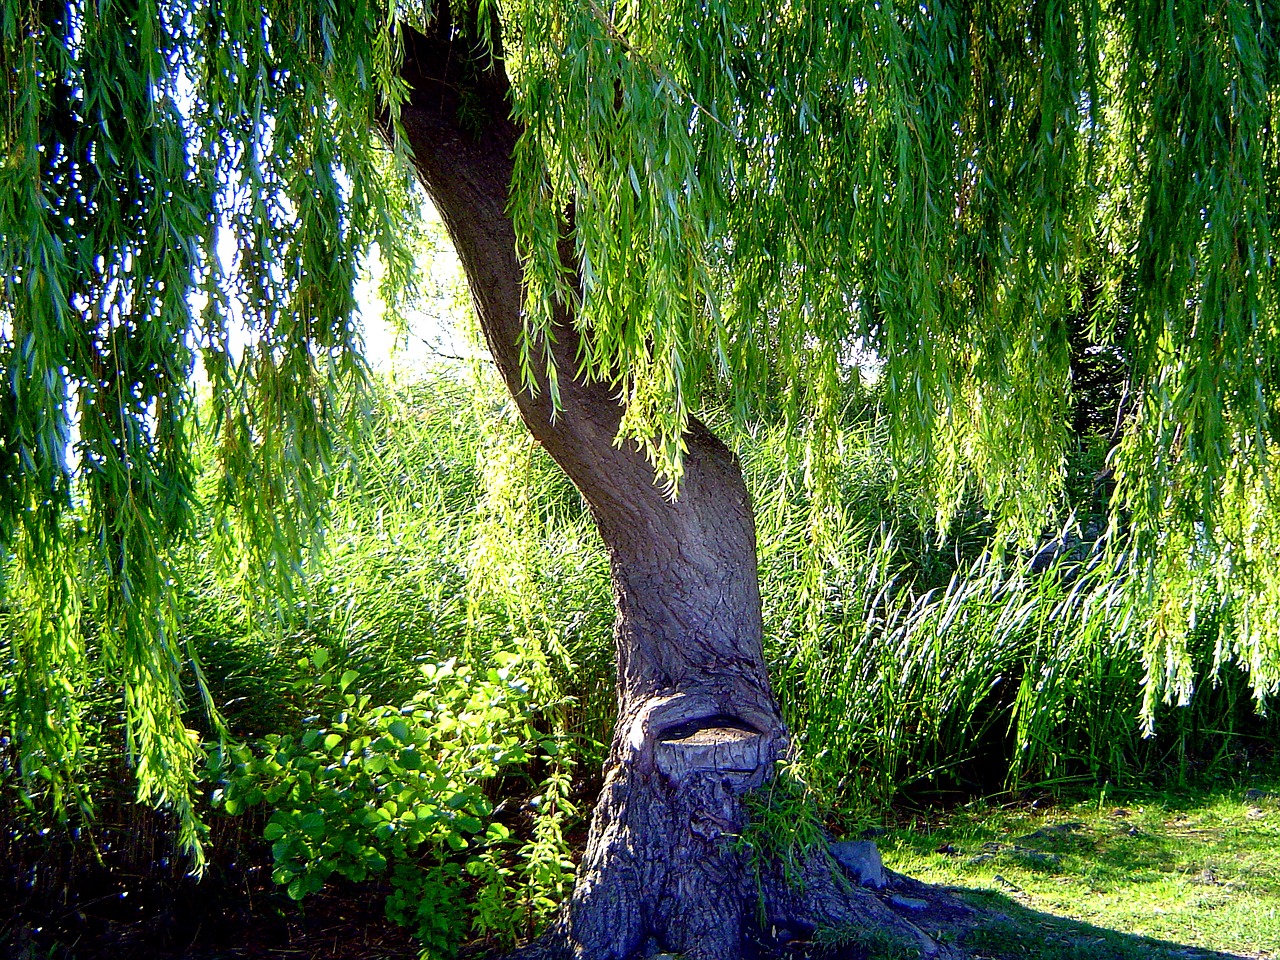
[396,21,962,960]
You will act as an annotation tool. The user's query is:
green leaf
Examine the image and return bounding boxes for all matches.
[445,832,468,851]
[301,812,327,837]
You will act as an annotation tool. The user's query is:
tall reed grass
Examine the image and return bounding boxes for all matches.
[3,365,1274,853]
[184,368,1274,808]
[742,419,1275,819]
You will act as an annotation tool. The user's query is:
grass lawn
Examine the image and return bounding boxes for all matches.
[874,777,1280,959]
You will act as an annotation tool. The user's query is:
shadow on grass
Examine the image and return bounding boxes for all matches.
[868,778,1280,959]
[948,886,1262,960]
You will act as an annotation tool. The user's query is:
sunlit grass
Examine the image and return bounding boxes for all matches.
[879,779,1280,957]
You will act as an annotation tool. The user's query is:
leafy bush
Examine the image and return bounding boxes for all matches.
[209,651,573,957]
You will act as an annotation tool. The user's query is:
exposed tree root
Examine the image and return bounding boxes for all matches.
[758,847,971,959]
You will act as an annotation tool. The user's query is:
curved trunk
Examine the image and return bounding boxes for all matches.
[396,24,959,960]
[398,27,784,960]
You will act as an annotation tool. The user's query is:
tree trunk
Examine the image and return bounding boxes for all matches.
[396,23,961,960]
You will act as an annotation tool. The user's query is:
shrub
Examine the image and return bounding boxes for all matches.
[209,651,573,957]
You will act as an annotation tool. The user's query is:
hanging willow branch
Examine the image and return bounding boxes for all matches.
[0,0,416,860]
[505,0,1280,703]
[2,0,1279,857]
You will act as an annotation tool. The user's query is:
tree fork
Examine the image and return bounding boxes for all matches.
[396,22,963,960]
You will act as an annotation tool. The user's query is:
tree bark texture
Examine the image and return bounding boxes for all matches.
[396,22,961,960]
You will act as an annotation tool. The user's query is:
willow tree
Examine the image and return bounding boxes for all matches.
[4,0,1279,956]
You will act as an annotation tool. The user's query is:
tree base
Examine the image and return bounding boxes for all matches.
[507,837,968,960]
[502,701,966,960]
[500,696,971,960]
[757,847,970,959]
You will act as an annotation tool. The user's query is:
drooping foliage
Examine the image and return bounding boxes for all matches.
[506,0,1280,705]
[0,0,415,852]
[3,0,1280,854]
